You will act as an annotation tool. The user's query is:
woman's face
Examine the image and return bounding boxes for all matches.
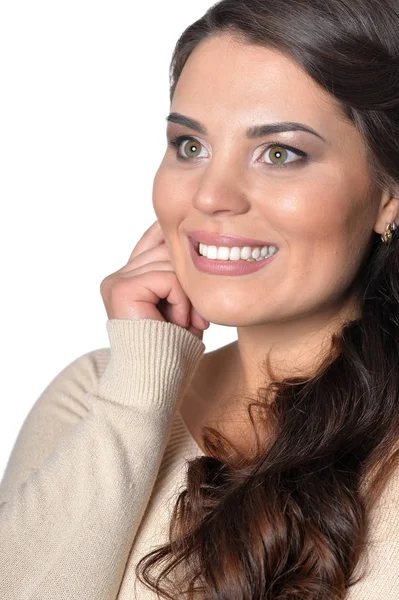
[152,34,387,327]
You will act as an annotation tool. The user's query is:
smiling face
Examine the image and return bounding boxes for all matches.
[152,33,386,329]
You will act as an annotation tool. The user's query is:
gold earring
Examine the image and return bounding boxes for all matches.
[381,221,397,244]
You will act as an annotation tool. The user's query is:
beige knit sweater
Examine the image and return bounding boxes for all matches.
[0,319,398,599]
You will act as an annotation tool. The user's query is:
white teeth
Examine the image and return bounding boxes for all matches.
[198,243,278,262]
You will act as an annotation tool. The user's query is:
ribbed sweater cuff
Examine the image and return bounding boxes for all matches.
[97,319,206,414]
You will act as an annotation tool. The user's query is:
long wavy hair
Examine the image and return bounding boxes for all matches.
[135,1,399,597]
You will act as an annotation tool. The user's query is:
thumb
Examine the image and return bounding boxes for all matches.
[186,324,205,341]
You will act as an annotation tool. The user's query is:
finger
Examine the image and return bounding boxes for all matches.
[127,220,165,263]
[117,259,174,278]
[187,324,204,340]
[118,261,209,330]
[156,297,188,328]
[118,260,195,328]
[119,242,169,273]
[115,266,192,327]
[189,305,210,330]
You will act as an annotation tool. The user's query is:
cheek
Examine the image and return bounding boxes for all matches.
[276,170,371,247]
[152,164,187,225]
[278,176,372,289]
[152,165,173,224]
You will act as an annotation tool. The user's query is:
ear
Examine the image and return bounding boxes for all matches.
[373,182,399,236]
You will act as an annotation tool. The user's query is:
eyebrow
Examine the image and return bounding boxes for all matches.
[166,112,327,143]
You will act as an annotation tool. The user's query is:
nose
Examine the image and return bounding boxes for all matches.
[190,152,251,215]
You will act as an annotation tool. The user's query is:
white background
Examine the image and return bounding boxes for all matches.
[0,1,237,481]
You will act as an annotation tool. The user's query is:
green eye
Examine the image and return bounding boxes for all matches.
[168,135,308,168]
[168,135,207,160]
[263,145,304,166]
[181,139,203,158]
[267,146,288,164]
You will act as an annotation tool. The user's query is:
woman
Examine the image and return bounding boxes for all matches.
[1,0,398,598]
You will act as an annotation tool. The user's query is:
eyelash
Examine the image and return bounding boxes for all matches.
[168,134,309,168]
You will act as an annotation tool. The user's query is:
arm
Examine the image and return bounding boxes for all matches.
[345,542,399,599]
[0,318,205,600]
[346,467,399,599]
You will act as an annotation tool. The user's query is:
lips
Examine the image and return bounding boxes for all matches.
[187,230,277,248]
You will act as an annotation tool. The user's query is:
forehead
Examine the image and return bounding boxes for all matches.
[171,34,348,134]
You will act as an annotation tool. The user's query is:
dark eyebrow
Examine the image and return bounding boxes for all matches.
[166,112,327,143]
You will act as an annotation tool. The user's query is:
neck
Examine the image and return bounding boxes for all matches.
[233,295,360,394]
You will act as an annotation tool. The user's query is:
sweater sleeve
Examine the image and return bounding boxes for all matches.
[345,464,399,599]
[0,318,205,600]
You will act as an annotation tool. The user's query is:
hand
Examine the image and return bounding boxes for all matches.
[100,220,210,341]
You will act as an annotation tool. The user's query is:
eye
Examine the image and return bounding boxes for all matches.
[168,135,308,167]
[168,135,208,160]
[260,143,308,167]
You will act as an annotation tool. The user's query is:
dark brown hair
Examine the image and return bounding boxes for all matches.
[135,1,399,597]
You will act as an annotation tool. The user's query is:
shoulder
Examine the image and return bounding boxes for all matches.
[24,346,114,445]
[36,347,112,410]
[50,347,111,395]
[0,347,112,502]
